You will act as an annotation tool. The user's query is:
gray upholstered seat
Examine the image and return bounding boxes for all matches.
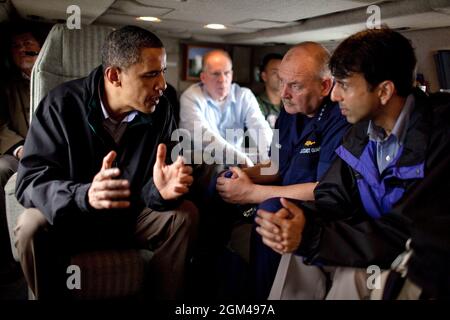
[29,24,111,116]
[5,24,153,300]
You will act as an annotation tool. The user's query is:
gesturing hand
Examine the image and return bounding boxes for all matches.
[153,144,193,200]
[88,151,130,210]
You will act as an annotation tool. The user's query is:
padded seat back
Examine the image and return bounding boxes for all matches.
[30,24,112,117]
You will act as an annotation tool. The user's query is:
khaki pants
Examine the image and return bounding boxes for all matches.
[14,201,198,300]
[325,266,372,300]
[370,270,423,300]
[0,155,18,263]
[269,253,372,300]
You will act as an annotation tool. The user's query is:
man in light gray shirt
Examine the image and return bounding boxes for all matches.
[180,50,272,166]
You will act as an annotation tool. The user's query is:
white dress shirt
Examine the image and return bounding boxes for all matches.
[180,82,272,166]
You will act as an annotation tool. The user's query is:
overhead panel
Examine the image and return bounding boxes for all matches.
[233,19,296,29]
[109,0,173,17]
[10,0,450,44]
[12,0,114,24]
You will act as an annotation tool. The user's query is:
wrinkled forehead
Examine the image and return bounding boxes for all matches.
[278,60,315,81]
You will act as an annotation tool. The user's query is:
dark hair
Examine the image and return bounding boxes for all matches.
[329,27,416,97]
[7,21,47,45]
[101,25,164,70]
[0,21,47,77]
[259,53,283,75]
[1,21,45,52]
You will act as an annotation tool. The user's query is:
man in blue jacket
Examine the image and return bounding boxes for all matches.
[14,26,198,300]
[216,42,349,299]
[258,28,450,299]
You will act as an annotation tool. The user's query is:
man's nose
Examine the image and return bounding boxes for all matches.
[330,85,341,102]
[280,83,290,98]
[155,74,167,94]
[217,73,226,82]
[14,43,26,51]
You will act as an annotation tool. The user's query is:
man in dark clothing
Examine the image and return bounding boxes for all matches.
[0,26,41,283]
[256,53,283,128]
[258,28,450,299]
[216,42,349,299]
[383,125,450,300]
[14,26,198,300]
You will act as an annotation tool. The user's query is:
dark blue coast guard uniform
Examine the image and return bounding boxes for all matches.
[251,97,350,299]
[277,99,348,185]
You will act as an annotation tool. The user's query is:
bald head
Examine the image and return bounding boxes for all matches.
[200,49,233,101]
[278,42,333,116]
[202,50,232,72]
[282,42,331,79]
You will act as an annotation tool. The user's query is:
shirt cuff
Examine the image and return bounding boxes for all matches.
[13,145,23,158]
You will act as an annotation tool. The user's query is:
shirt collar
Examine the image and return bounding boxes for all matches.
[98,83,138,123]
[367,94,414,144]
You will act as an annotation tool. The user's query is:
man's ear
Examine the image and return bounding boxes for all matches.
[104,67,121,87]
[377,80,395,105]
[321,77,334,96]
[260,71,268,83]
[200,71,206,83]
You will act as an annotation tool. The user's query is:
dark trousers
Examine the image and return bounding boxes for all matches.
[187,164,251,299]
[249,197,285,300]
[250,225,281,300]
[189,164,238,250]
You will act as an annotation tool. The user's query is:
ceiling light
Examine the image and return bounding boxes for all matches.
[204,24,226,30]
[137,17,161,22]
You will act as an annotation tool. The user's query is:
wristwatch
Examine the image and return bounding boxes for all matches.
[242,206,256,218]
